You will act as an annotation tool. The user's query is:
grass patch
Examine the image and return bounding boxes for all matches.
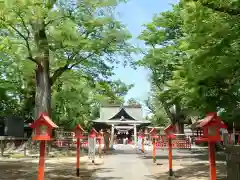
[9,153,25,158]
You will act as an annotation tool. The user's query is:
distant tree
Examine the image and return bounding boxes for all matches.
[145,95,170,126]
[126,98,141,107]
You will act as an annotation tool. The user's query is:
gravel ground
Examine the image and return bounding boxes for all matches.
[91,144,153,180]
[139,148,227,180]
[0,146,228,180]
[0,156,104,180]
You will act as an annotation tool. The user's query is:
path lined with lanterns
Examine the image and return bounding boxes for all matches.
[4,111,229,180]
[91,144,154,180]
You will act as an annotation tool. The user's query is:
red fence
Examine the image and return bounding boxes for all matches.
[53,139,90,148]
[156,135,192,149]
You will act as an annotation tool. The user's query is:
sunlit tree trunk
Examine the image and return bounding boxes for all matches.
[33,23,51,118]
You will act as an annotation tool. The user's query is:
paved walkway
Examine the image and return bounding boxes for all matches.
[91,144,154,180]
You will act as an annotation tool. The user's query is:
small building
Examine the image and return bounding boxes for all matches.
[93,105,151,146]
[0,116,24,137]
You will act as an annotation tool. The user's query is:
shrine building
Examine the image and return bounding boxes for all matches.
[92,105,151,146]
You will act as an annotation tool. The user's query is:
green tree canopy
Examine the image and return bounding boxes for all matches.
[0,0,136,129]
[139,0,240,128]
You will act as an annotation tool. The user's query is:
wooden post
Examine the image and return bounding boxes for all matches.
[24,145,27,156]
[99,138,102,158]
[104,142,106,153]
[1,140,4,157]
[208,142,216,180]
[108,135,110,150]
[38,140,46,180]
[168,138,173,177]
[152,138,156,163]
[47,141,51,156]
[228,134,231,144]
[76,138,80,177]
[103,131,106,154]
[142,138,144,153]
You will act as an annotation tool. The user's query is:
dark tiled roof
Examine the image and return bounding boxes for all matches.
[98,105,145,122]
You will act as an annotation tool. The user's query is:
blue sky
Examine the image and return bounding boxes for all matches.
[112,0,179,105]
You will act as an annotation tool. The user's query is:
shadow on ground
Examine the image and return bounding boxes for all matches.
[140,149,227,180]
[109,149,138,155]
[0,158,112,180]
[145,163,226,180]
[141,149,226,162]
[91,176,123,180]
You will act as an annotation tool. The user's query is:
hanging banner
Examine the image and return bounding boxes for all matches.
[88,137,96,161]
[138,137,142,150]
[104,132,110,149]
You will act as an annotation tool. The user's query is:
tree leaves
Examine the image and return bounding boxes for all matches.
[0,0,135,128]
[140,0,240,124]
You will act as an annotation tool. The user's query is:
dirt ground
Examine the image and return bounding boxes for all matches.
[0,156,103,180]
[141,149,227,180]
[0,148,228,180]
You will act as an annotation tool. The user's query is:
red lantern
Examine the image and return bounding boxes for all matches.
[194,112,227,180]
[164,125,176,139]
[30,112,58,180]
[96,132,102,139]
[149,128,158,139]
[149,128,158,163]
[138,131,144,138]
[195,112,227,142]
[164,124,176,177]
[73,124,85,139]
[89,128,98,138]
[30,112,58,141]
[73,124,85,177]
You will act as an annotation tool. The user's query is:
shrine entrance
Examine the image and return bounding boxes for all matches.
[115,126,134,144]
[92,105,150,148]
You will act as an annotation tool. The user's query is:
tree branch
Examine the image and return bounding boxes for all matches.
[50,64,69,86]
[46,0,57,10]
[193,0,240,16]
[45,16,69,26]
[50,53,94,86]
[16,11,30,38]
[0,17,38,65]
[50,33,116,86]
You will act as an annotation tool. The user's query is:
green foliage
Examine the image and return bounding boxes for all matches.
[0,0,135,129]
[126,98,141,107]
[139,0,240,124]
[145,95,170,126]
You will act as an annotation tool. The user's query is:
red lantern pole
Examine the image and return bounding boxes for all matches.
[38,140,46,180]
[208,142,216,180]
[168,138,173,177]
[76,138,80,177]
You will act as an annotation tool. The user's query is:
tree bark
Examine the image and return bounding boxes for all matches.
[35,63,51,118]
[175,120,184,134]
[161,101,185,134]
[174,104,185,134]
[33,22,51,118]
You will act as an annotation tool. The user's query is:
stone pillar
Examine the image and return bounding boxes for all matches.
[134,124,137,147]
[110,124,114,148]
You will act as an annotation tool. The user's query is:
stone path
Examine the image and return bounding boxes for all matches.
[91,144,154,180]
[91,144,227,180]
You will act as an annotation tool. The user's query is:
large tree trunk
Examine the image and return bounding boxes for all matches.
[175,120,184,134]
[175,104,185,134]
[162,102,185,134]
[33,23,51,118]
[35,62,51,118]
